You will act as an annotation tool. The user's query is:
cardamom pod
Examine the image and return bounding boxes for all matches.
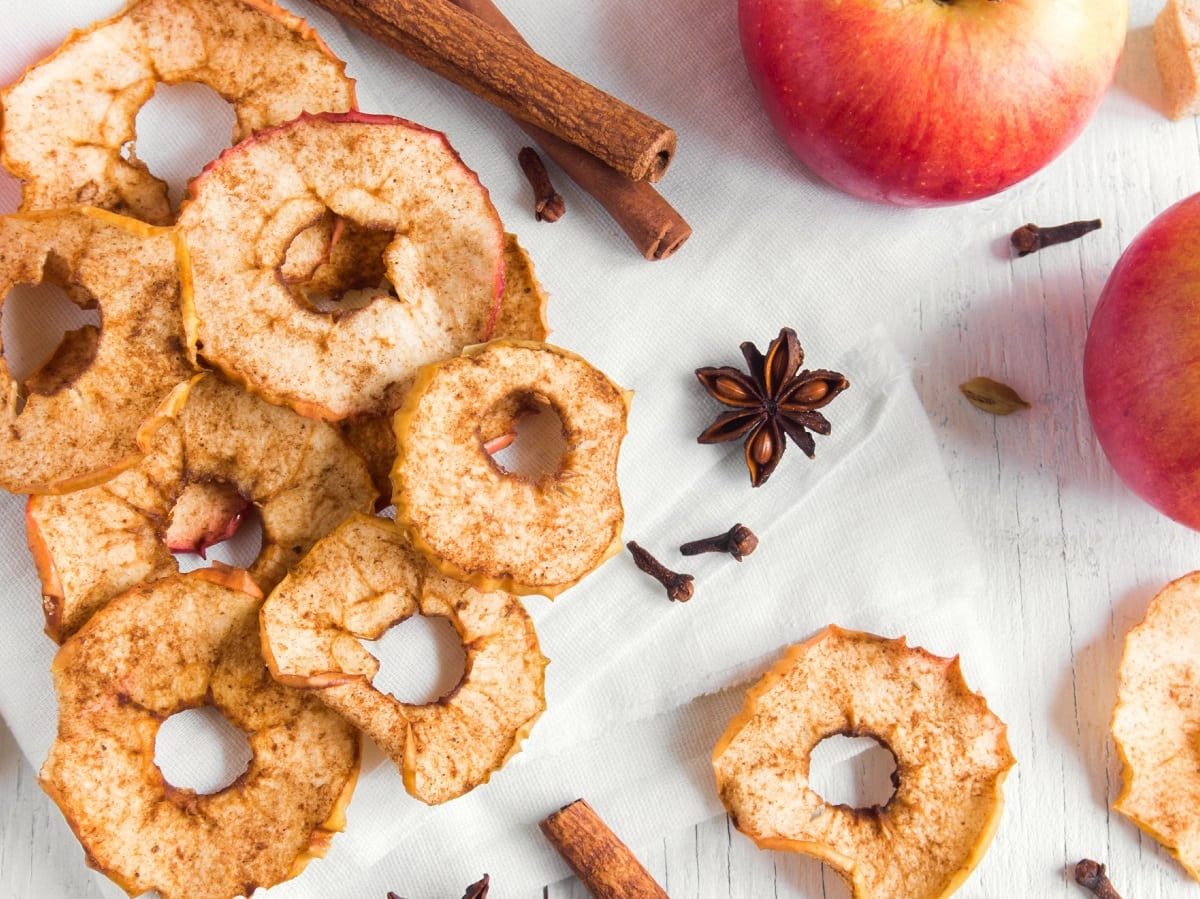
[959,377,1030,415]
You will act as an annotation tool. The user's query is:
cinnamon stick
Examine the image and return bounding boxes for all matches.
[309,0,676,183]
[540,799,668,899]
[451,0,691,260]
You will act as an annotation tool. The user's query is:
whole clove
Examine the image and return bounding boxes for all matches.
[1011,219,1101,256]
[680,523,758,560]
[1074,859,1123,899]
[627,541,694,601]
[518,147,565,222]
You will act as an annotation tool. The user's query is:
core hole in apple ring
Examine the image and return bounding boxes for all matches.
[154,705,253,795]
[279,212,399,315]
[486,394,569,482]
[1,277,101,412]
[808,732,899,814]
[362,614,468,705]
[131,82,236,214]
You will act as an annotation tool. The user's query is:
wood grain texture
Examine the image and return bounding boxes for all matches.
[4,1,1200,897]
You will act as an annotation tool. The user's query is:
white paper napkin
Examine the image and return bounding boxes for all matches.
[0,1,999,896]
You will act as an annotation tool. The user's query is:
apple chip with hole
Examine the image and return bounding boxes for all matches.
[344,233,550,505]
[26,374,376,642]
[178,111,506,420]
[712,626,1015,899]
[0,0,355,224]
[260,513,547,805]
[40,567,360,899]
[393,340,629,598]
[1112,571,1200,881]
[0,207,193,494]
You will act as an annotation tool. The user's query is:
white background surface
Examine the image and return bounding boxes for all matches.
[4,0,1200,897]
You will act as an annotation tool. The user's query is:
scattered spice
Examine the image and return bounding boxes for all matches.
[627,541,694,601]
[1011,219,1102,256]
[959,377,1031,416]
[1074,859,1123,899]
[680,523,758,560]
[518,147,565,222]
[386,874,489,899]
[540,799,669,899]
[696,327,848,487]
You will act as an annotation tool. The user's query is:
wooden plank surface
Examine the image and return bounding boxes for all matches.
[4,0,1200,897]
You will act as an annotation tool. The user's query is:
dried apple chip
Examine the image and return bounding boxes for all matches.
[1,0,355,224]
[26,374,376,642]
[0,207,193,494]
[40,567,360,899]
[1112,571,1200,881]
[393,340,629,598]
[343,233,550,505]
[260,513,547,804]
[713,626,1015,899]
[178,111,506,420]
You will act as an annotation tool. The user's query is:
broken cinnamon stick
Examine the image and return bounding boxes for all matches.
[309,0,675,182]
[540,799,668,899]
[451,0,691,259]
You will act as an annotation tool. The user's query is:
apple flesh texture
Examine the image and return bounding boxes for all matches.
[738,0,1127,206]
[1085,194,1200,530]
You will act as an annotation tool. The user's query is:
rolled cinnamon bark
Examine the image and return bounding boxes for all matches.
[310,0,676,182]
[540,799,669,899]
[451,0,691,260]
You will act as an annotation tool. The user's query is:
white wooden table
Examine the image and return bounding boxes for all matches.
[5,1,1200,896]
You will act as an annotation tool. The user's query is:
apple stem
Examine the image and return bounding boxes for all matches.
[1011,219,1101,257]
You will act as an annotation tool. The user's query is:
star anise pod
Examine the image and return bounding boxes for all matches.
[385,874,489,899]
[696,327,848,487]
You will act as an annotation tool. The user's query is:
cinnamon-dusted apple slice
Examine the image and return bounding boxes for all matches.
[178,111,506,420]
[393,340,629,598]
[260,513,547,804]
[712,627,1015,899]
[1,0,355,224]
[26,374,376,642]
[344,233,550,505]
[1112,571,1200,881]
[40,567,360,899]
[0,207,193,494]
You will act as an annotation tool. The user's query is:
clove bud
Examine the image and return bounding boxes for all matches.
[680,523,759,561]
[627,541,694,601]
[1011,219,1101,256]
[518,147,565,222]
[1074,859,1122,899]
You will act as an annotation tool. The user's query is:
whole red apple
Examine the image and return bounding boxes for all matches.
[739,0,1128,205]
[1085,193,1200,530]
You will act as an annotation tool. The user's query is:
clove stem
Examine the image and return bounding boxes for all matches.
[679,523,759,560]
[1074,859,1123,899]
[627,541,694,601]
[1011,219,1101,256]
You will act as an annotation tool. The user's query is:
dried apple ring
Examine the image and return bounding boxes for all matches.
[40,567,360,899]
[26,374,376,642]
[0,0,355,225]
[261,513,547,804]
[178,111,506,420]
[712,626,1015,899]
[0,207,193,494]
[1112,571,1200,881]
[393,340,629,598]
[344,233,550,505]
